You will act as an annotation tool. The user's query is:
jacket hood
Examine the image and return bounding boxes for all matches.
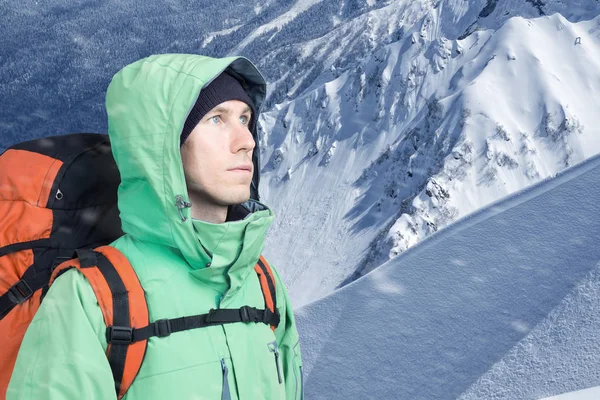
[105,54,268,269]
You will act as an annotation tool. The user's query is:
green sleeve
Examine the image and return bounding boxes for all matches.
[272,266,304,400]
[7,269,116,400]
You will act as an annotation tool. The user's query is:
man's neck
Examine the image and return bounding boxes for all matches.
[188,193,228,224]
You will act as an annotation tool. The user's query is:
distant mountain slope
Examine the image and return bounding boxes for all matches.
[294,154,600,399]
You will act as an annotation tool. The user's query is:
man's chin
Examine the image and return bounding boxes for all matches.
[216,191,251,206]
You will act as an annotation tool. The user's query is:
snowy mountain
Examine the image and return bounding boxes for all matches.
[295,153,600,399]
[259,4,600,306]
[2,1,600,308]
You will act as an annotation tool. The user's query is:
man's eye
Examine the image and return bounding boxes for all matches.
[210,115,220,124]
[240,115,250,125]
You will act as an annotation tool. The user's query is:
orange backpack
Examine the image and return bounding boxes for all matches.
[0,133,279,399]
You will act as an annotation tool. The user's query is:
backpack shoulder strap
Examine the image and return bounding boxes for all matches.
[48,250,280,397]
[254,255,278,332]
[50,246,148,400]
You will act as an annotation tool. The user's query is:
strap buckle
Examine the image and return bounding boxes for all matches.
[205,308,218,324]
[154,319,172,338]
[271,310,281,327]
[262,309,272,324]
[8,279,33,305]
[239,306,261,323]
[106,326,133,344]
[239,306,252,323]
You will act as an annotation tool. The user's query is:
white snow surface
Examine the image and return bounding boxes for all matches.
[541,386,600,400]
[295,154,600,399]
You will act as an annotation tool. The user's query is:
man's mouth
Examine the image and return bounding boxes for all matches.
[228,165,253,173]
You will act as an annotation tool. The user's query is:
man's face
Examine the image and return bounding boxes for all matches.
[181,99,255,207]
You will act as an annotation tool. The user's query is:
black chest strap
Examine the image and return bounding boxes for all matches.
[106,306,281,344]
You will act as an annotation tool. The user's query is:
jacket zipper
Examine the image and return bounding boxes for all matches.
[221,358,231,400]
[268,341,283,384]
[299,365,304,400]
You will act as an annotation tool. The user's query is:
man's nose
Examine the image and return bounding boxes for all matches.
[232,122,255,152]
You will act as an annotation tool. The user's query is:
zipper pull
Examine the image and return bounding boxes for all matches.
[300,365,304,400]
[221,358,231,400]
[175,195,192,222]
[268,341,283,384]
[274,349,282,384]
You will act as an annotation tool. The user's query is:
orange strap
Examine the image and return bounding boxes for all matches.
[51,246,149,400]
[254,255,278,332]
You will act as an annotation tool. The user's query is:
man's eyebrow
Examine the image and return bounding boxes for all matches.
[208,105,252,116]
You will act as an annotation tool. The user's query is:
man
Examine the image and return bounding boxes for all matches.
[7,54,303,399]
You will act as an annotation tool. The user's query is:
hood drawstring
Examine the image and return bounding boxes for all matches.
[175,195,192,222]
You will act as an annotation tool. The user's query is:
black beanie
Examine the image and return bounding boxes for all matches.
[180,72,256,146]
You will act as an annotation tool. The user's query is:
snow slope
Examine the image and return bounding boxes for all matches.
[295,154,600,399]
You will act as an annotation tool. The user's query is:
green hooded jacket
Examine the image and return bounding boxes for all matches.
[7,54,303,400]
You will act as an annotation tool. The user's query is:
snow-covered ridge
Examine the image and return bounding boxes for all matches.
[261,11,600,306]
[295,153,600,399]
[346,12,600,281]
